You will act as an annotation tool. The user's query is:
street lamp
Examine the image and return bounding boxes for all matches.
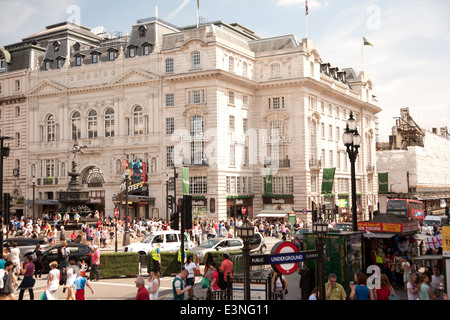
[123,168,131,247]
[236,218,254,300]
[342,111,361,232]
[312,210,328,300]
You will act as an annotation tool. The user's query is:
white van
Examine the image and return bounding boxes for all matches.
[421,215,448,235]
[123,230,194,255]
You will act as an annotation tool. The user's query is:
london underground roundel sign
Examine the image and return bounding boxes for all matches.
[270,241,300,275]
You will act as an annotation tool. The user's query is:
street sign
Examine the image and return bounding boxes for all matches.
[270,241,299,275]
[302,208,308,214]
[249,241,321,275]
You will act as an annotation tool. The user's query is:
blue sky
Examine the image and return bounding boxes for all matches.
[1,0,449,141]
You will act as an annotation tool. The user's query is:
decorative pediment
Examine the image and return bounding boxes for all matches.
[28,79,67,96]
[109,67,160,86]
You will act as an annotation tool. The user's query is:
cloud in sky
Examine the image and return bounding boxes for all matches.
[164,0,192,21]
[0,0,78,43]
[311,1,450,140]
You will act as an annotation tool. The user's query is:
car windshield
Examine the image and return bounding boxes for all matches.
[198,239,221,248]
[141,234,155,244]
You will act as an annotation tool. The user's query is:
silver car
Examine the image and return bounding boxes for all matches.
[191,232,266,264]
[3,237,49,260]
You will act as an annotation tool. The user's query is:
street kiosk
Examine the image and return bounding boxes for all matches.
[303,231,365,296]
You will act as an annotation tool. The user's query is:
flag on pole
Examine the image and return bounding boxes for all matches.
[197,0,200,9]
[305,0,308,15]
[182,166,189,195]
[363,37,374,46]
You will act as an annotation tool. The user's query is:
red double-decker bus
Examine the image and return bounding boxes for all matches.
[386,199,425,222]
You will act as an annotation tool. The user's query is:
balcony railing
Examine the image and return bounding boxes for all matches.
[182,156,209,167]
[309,158,322,170]
[264,157,290,168]
[366,164,375,173]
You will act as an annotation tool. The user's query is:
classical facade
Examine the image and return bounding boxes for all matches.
[1,17,381,222]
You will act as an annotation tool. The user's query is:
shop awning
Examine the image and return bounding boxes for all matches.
[363,232,396,239]
[257,210,291,218]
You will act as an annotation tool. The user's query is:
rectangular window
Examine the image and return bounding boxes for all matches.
[92,54,98,63]
[229,115,235,132]
[328,124,333,140]
[273,177,284,194]
[15,106,20,117]
[75,56,82,66]
[57,59,64,69]
[187,89,205,105]
[45,61,51,70]
[166,146,174,167]
[129,47,136,58]
[15,132,20,146]
[228,91,235,105]
[229,144,235,166]
[285,177,294,194]
[15,80,20,91]
[166,94,174,107]
[309,97,317,110]
[108,51,115,61]
[165,58,174,73]
[189,176,207,194]
[243,95,248,108]
[268,97,285,110]
[166,117,174,134]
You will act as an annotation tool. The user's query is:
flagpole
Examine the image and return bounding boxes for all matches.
[196,0,199,28]
[305,0,308,38]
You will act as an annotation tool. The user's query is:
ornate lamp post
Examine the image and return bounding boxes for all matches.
[123,168,131,246]
[236,218,254,300]
[342,111,362,232]
[312,210,328,300]
[31,176,36,221]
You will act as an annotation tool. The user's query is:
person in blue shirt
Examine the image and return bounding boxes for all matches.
[350,272,374,300]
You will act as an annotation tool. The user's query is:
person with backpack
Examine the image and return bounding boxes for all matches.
[272,270,288,300]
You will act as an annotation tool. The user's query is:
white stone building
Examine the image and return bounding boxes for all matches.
[1,18,381,222]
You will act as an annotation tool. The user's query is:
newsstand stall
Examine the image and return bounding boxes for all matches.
[302,231,365,298]
[357,213,420,271]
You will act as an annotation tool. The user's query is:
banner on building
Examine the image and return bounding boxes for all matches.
[182,166,189,195]
[120,158,147,194]
[321,168,336,194]
[378,172,389,194]
[265,168,272,194]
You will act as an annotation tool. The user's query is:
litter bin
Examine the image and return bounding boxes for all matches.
[299,268,315,300]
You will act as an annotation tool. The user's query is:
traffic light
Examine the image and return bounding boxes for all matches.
[183,195,192,230]
[170,211,179,230]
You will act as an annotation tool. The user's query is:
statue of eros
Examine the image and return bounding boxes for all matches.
[71,139,88,161]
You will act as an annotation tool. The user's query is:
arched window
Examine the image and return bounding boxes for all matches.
[133,106,144,136]
[71,111,81,140]
[104,108,115,138]
[46,115,56,142]
[87,110,98,139]
[228,56,235,72]
[190,115,204,165]
[191,51,200,69]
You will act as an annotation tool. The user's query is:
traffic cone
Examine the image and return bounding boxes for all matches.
[195,259,201,276]
[81,260,87,277]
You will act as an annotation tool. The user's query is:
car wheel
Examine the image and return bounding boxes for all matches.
[260,245,267,254]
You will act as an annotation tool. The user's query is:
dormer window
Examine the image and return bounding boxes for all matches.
[56,57,65,69]
[91,51,100,64]
[107,49,116,61]
[142,43,151,56]
[74,54,85,66]
[44,59,52,70]
[73,42,81,52]
[128,46,136,58]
